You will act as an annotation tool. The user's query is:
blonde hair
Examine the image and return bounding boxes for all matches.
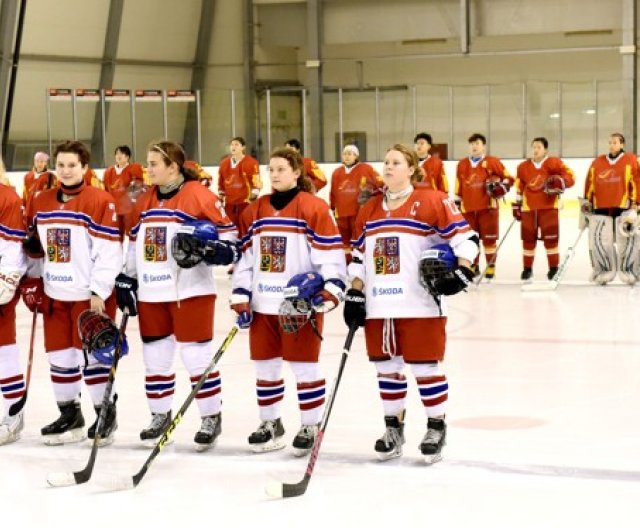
[386,144,420,183]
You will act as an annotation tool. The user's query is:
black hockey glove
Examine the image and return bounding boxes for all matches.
[432,265,474,296]
[203,240,241,266]
[343,288,366,328]
[115,273,138,316]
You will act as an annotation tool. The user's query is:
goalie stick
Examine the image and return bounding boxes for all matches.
[46,310,129,487]
[265,322,359,499]
[521,226,587,292]
[8,309,37,417]
[110,324,239,490]
[474,217,517,286]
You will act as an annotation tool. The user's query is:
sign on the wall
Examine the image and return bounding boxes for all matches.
[135,90,163,102]
[167,90,196,102]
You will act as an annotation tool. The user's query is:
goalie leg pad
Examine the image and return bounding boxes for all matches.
[617,231,640,284]
[588,215,616,283]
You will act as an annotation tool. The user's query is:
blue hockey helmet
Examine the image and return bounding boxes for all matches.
[77,310,128,366]
[418,243,456,290]
[278,272,324,333]
[171,220,219,268]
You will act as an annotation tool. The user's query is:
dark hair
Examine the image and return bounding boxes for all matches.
[532,137,548,149]
[231,136,246,146]
[54,141,90,167]
[115,145,132,157]
[386,144,421,183]
[148,140,199,181]
[414,132,433,145]
[610,132,625,144]
[468,133,487,144]
[285,138,302,151]
[270,147,312,193]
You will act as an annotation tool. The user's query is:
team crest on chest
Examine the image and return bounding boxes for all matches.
[373,236,400,274]
[46,228,71,263]
[144,226,168,262]
[260,236,286,272]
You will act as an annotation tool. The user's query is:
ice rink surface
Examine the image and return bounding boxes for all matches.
[2,208,640,528]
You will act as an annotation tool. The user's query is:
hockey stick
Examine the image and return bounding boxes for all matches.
[265,321,359,499]
[46,310,129,487]
[521,226,587,292]
[8,309,37,417]
[111,323,239,490]
[474,216,517,286]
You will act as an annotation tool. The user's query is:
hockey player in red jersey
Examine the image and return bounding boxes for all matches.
[102,145,145,237]
[231,147,346,456]
[329,145,383,260]
[343,144,478,463]
[455,133,513,279]
[285,138,327,193]
[22,151,57,208]
[0,160,28,445]
[115,140,238,451]
[414,132,448,193]
[583,133,640,284]
[217,137,261,228]
[514,137,575,281]
[20,141,122,446]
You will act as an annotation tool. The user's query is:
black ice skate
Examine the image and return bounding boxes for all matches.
[248,418,285,453]
[520,267,533,282]
[194,413,221,452]
[291,423,319,457]
[485,264,496,280]
[41,400,86,446]
[88,396,118,447]
[547,267,559,281]
[0,411,24,446]
[140,411,172,448]
[420,417,447,464]
[375,414,405,461]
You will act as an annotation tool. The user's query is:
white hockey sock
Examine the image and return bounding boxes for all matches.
[291,361,325,425]
[181,339,221,417]
[143,337,176,414]
[0,344,25,411]
[83,359,113,406]
[48,348,83,403]
[411,363,448,418]
[376,356,407,416]
[255,358,284,421]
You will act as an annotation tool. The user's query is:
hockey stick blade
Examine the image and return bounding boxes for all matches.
[265,475,311,499]
[46,471,81,488]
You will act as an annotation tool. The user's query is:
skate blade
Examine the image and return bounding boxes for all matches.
[42,429,86,446]
[194,438,218,452]
[292,446,312,457]
[0,432,21,446]
[423,452,443,465]
[88,434,115,448]
[46,471,77,487]
[142,436,173,449]
[250,438,285,453]
[376,448,403,462]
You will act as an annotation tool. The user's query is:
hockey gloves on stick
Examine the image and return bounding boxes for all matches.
[343,288,366,328]
[115,273,138,316]
[19,277,44,313]
[230,290,252,329]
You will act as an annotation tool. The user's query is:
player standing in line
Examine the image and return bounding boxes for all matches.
[343,144,477,463]
[583,132,640,285]
[329,145,383,262]
[115,140,238,451]
[285,138,327,194]
[513,137,575,282]
[0,159,28,445]
[22,152,57,207]
[230,147,346,456]
[102,145,145,238]
[455,133,512,279]
[413,133,448,192]
[20,141,122,446]
[217,137,261,228]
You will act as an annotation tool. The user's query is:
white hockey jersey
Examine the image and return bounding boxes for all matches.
[232,192,346,315]
[348,189,477,319]
[126,181,236,302]
[28,186,122,301]
[0,184,27,276]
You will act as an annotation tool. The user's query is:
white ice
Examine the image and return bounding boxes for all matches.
[2,208,640,528]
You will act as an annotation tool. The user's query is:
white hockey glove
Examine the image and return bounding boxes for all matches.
[0,268,21,305]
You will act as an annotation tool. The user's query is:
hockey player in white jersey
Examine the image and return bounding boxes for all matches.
[231,147,346,455]
[116,140,238,451]
[0,162,28,445]
[343,144,478,463]
[21,141,122,446]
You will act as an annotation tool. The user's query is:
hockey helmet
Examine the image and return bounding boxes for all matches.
[171,220,219,269]
[418,244,457,292]
[543,175,565,196]
[277,272,324,333]
[77,310,128,366]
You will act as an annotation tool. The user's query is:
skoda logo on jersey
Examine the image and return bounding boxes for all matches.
[257,282,284,295]
[372,285,404,297]
[142,273,149,284]
[45,271,72,283]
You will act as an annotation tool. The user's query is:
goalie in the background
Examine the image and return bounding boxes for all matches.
[513,137,575,282]
[343,144,478,464]
[115,140,239,451]
[583,132,640,285]
[230,147,346,456]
